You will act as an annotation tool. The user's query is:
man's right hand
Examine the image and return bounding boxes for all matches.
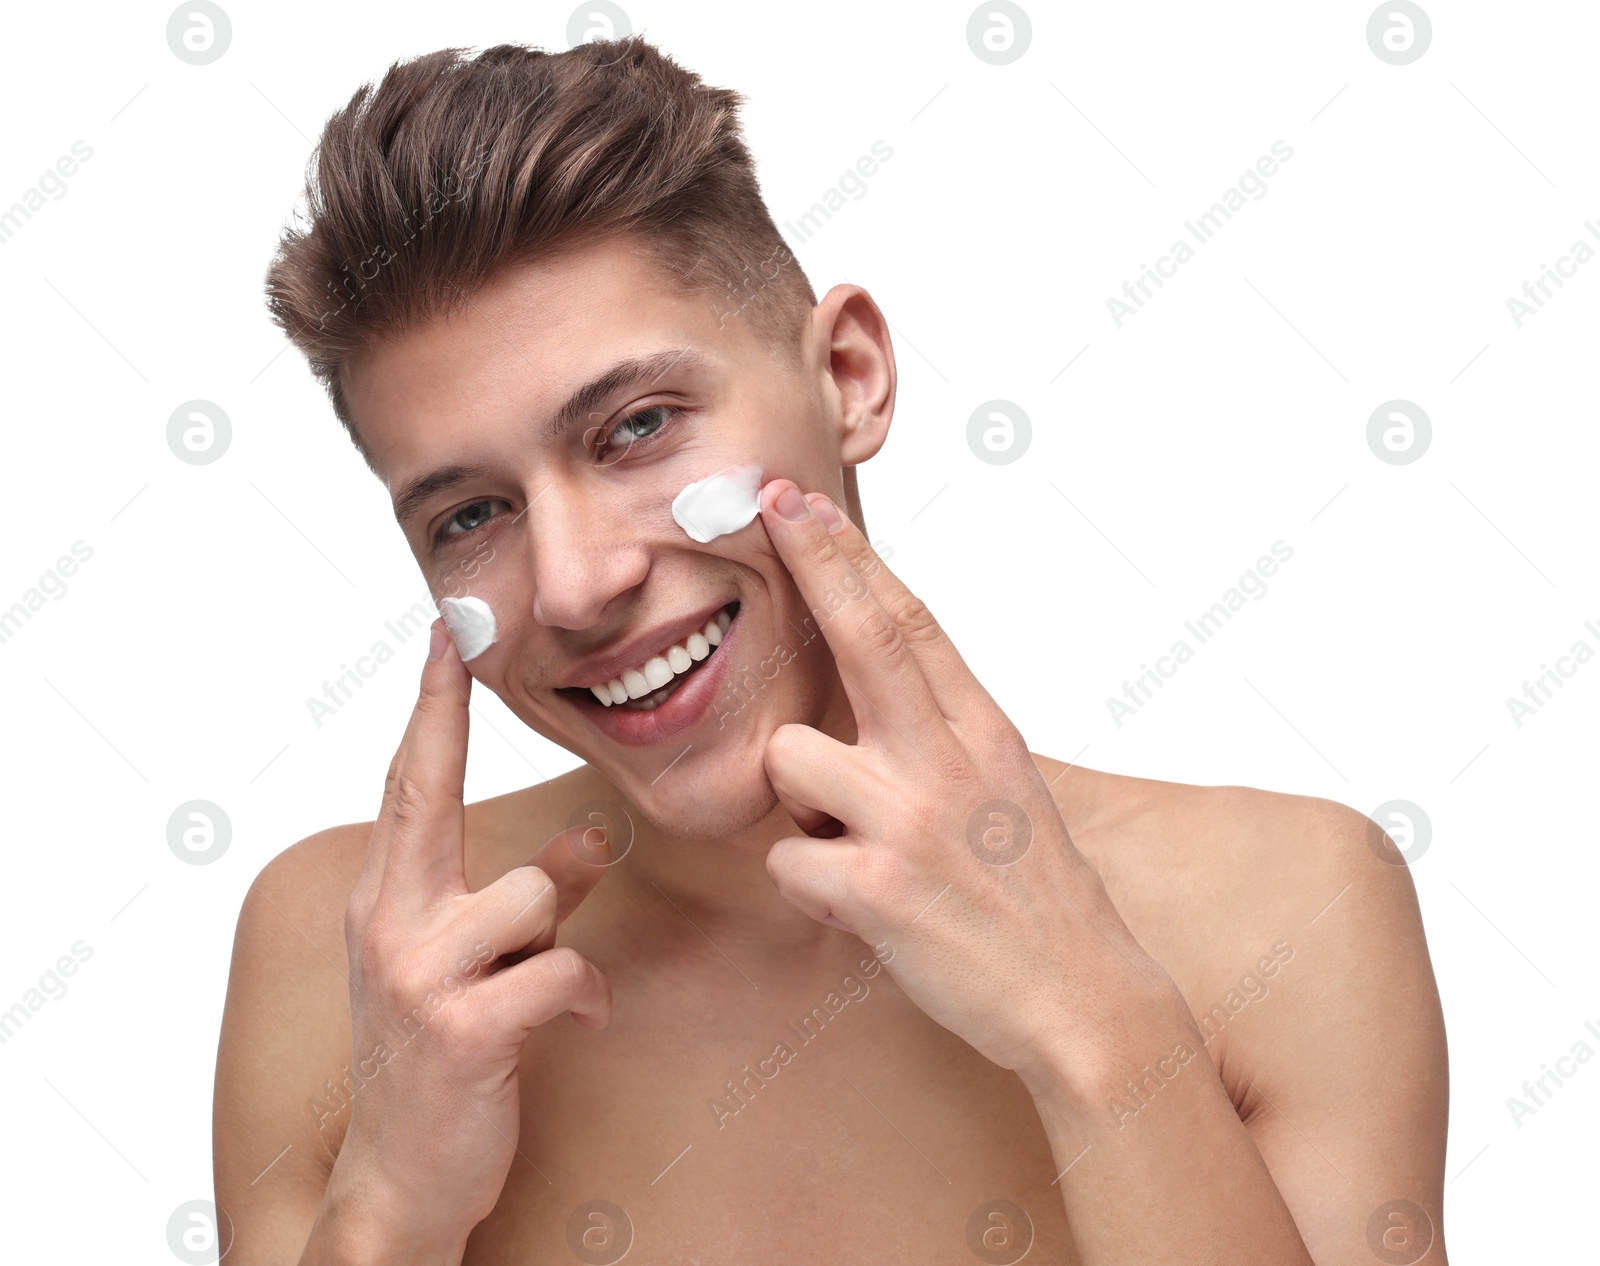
[318,617,613,1257]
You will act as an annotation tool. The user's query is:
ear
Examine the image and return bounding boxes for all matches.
[814,284,897,467]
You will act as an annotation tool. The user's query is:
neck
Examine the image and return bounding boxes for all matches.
[612,800,841,976]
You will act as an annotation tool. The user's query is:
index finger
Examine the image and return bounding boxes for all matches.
[365,616,473,905]
[801,491,992,726]
[759,479,943,739]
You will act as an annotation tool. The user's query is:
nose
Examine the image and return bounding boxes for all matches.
[525,481,651,629]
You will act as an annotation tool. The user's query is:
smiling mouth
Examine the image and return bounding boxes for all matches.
[558,603,738,713]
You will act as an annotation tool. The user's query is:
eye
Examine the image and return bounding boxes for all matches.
[433,498,507,546]
[595,403,683,464]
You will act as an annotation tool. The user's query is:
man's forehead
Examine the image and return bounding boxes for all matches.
[360,242,691,382]
[348,248,729,482]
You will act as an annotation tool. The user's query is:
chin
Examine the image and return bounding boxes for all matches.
[590,676,819,841]
[627,765,785,842]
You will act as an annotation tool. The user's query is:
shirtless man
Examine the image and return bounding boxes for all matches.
[214,38,1448,1265]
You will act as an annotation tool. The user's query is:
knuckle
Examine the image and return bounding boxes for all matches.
[410,683,456,735]
[887,592,940,643]
[414,677,447,715]
[353,925,387,978]
[804,527,839,570]
[389,773,430,828]
[344,864,379,922]
[999,723,1032,766]
[354,910,410,980]
[851,537,888,578]
[427,999,477,1054]
[856,610,904,659]
[972,709,1024,758]
[394,772,461,832]
[538,946,587,995]
[394,963,449,1019]
[383,946,430,996]
[990,707,1025,745]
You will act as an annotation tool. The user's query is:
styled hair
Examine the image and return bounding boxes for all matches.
[263,38,815,468]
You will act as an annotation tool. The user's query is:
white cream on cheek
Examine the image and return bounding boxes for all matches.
[671,464,763,543]
[438,469,758,660]
[439,595,497,661]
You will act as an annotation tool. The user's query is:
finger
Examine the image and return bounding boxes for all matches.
[764,723,870,831]
[451,864,560,966]
[491,826,619,968]
[372,617,473,906]
[803,492,992,725]
[765,834,864,931]
[353,749,403,909]
[770,772,845,840]
[477,944,613,1032]
[352,745,406,911]
[528,824,616,924]
[759,480,944,741]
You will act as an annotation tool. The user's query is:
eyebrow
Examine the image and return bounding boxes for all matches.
[391,346,710,531]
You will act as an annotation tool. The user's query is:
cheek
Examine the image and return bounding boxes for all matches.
[670,463,762,542]
[439,594,498,660]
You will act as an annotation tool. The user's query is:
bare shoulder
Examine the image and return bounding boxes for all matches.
[1031,755,1431,1004]
[213,768,589,1243]
[1033,754,1449,1261]
[213,817,372,1233]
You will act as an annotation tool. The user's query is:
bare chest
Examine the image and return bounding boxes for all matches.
[462,972,1079,1265]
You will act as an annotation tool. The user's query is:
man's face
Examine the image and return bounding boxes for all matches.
[346,233,880,838]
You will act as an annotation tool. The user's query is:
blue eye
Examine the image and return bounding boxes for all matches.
[434,499,503,546]
[597,404,682,462]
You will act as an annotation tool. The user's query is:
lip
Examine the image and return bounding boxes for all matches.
[556,598,734,690]
[562,606,741,748]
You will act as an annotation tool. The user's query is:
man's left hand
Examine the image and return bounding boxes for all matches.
[757,480,1179,1093]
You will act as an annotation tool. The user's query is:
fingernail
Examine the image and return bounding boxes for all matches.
[774,485,811,521]
[428,621,449,661]
[810,495,843,532]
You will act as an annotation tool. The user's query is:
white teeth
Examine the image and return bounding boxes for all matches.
[585,608,736,703]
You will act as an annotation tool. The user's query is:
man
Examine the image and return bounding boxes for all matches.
[215,37,1448,1265]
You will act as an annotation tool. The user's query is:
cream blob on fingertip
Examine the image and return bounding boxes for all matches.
[671,464,763,543]
[439,595,497,661]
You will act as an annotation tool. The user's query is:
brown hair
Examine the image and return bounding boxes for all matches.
[263,38,815,469]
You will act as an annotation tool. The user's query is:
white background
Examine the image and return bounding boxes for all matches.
[0,1,1594,1260]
